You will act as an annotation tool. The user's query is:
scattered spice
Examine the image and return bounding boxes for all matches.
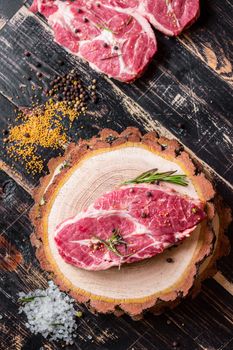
[177,122,185,129]
[92,229,129,258]
[75,311,83,318]
[166,257,174,263]
[46,69,98,109]
[4,69,99,175]
[5,101,73,175]
[24,50,31,57]
[172,341,180,348]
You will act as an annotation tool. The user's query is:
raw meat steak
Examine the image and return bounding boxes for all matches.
[142,0,200,36]
[55,184,206,270]
[30,0,157,82]
[102,0,200,36]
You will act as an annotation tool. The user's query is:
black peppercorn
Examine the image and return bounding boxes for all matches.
[146,191,153,197]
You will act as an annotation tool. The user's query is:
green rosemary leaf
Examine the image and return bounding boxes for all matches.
[94,230,130,258]
[96,23,115,33]
[18,296,46,303]
[123,169,188,187]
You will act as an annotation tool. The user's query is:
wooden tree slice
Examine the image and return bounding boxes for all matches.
[30,128,230,317]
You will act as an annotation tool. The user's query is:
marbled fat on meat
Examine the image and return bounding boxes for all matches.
[30,0,157,82]
[102,0,200,36]
[30,1,200,81]
[55,184,206,271]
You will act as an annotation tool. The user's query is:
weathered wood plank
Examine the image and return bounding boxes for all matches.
[164,279,233,350]
[111,43,233,184]
[0,170,233,350]
[134,320,202,350]
[0,3,232,349]
[0,6,232,188]
[0,1,24,30]
[222,338,233,350]
[178,0,233,87]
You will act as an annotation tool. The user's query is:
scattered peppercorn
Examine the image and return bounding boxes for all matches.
[146,191,153,197]
[166,258,174,263]
[5,68,100,175]
[24,51,31,57]
[172,341,180,348]
[5,100,76,175]
[177,123,185,129]
[46,70,98,114]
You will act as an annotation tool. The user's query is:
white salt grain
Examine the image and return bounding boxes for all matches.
[18,281,77,345]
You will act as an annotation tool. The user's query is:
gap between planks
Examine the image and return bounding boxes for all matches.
[0,5,232,190]
[1,158,233,298]
[0,5,232,295]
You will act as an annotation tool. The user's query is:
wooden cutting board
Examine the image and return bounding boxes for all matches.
[30,128,230,317]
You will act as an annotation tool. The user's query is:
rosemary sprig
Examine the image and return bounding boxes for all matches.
[96,23,117,34]
[100,54,122,61]
[18,295,46,303]
[123,169,188,187]
[94,229,128,258]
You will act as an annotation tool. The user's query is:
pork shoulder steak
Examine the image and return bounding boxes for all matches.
[55,184,206,270]
[30,0,157,82]
[103,0,200,36]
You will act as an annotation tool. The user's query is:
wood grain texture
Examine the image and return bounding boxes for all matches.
[0,0,25,29]
[0,0,232,349]
[178,0,233,86]
[0,5,232,185]
[0,161,232,346]
[30,129,224,316]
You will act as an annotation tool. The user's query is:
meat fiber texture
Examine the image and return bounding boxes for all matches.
[102,0,200,36]
[30,0,157,82]
[30,0,199,82]
[55,184,206,271]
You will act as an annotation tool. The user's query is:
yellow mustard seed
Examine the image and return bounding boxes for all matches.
[5,101,80,175]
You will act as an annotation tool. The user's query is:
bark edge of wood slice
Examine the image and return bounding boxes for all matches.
[30,127,231,317]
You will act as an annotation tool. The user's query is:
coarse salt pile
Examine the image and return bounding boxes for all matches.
[18,281,78,345]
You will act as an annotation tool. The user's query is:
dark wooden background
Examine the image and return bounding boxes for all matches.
[0,1,232,349]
